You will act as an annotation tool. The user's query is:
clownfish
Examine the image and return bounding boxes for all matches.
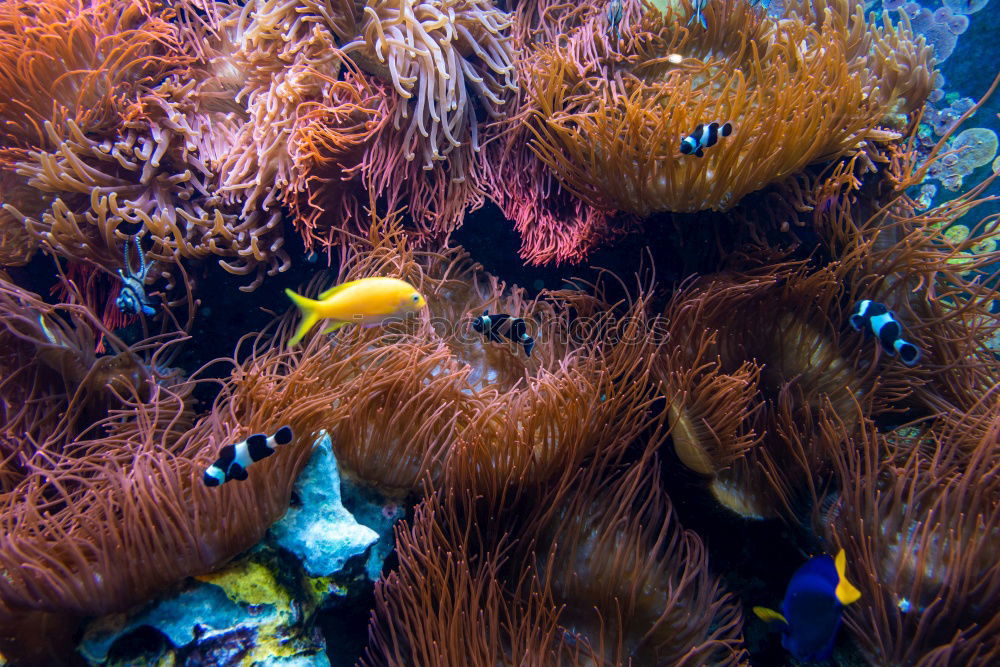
[284,277,427,347]
[849,300,921,366]
[753,549,862,662]
[680,121,733,157]
[203,426,294,486]
[472,310,535,357]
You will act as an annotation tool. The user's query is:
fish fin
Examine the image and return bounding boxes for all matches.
[285,288,322,347]
[203,466,225,487]
[141,304,156,316]
[488,330,504,344]
[318,279,368,301]
[895,339,921,366]
[752,606,788,625]
[320,321,349,335]
[695,148,704,157]
[698,13,708,29]
[273,426,294,446]
[523,336,535,357]
[834,549,862,605]
[228,463,249,481]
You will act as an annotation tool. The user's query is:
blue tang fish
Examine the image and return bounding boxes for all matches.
[753,549,862,661]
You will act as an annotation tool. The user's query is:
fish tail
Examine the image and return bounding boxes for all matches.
[699,13,708,29]
[752,606,788,626]
[285,288,322,348]
[522,336,535,357]
[834,549,862,605]
[894,339,921,366]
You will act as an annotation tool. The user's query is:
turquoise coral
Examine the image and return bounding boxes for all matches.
[268,432,380,578]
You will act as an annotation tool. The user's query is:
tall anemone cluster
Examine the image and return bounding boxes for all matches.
[232,217,668,497]
[0,0,294,291]
[0,0,997,665]
[518,0,933,216]
[364,453,747,665]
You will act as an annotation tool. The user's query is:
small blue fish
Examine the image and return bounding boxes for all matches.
[849,300,920,366]
[203,426,295,486]
[607,0,623,44]
[687,0,708,29]
[472,310,535,357]
[748,0,771,10]
[680,121,732,157]
[116,235,156,317]
[753,549,862,662]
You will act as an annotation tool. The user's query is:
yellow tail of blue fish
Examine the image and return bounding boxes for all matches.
[834,548,862,605]
[285,288,322,348]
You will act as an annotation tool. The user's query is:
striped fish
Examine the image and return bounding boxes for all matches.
[472,310,535,357]
[849,300,921,366]
[680,121,733,157]
[203,426,294,486]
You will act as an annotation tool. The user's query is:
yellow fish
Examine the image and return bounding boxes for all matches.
[284,277,427,347]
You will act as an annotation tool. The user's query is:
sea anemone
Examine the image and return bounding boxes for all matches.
[814,86,1000,422]
[0,0,186,157]
[365,453,747,664]
[343,0,516,173]
[0,281,320,662]
[262,215,667,497]
[819,408,1000,665]
[520,0,933,216]
[654,262,911,519]
[1,0,294,290]
[342,0,518,234]
[218,0,361,217]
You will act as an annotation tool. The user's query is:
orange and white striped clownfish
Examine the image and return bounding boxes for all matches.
[203,426,294,487]
[680,121,733,157]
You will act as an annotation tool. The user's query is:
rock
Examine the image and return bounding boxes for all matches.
[79,558,327,666]
[268,433,379,578]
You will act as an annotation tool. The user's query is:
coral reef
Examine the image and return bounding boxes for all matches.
[0,1,996,665]
[927,126,998,189]
[268,433,379,577]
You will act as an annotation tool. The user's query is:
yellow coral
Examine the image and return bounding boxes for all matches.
[195,560,292,614]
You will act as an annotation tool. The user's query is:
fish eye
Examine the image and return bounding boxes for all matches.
[412,294,420,302]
